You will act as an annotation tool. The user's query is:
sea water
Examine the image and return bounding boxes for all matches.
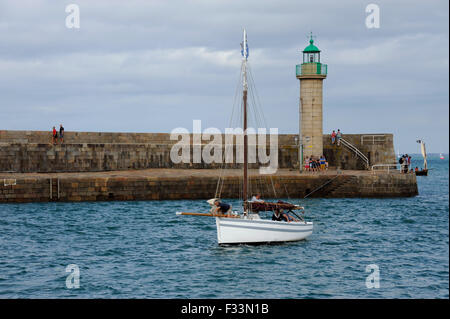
[0,154,448,298]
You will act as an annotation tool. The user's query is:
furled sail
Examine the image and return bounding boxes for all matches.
[420,141,427,170]
[247,200,303,212]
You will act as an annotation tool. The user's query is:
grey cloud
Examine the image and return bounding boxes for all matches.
[0,0,448,153]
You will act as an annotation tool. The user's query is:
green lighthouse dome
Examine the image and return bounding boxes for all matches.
[303,38,320,53]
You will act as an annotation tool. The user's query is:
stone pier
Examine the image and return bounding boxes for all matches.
[0,169,418,203]
[0,131,396,173]
[0,130,417,203]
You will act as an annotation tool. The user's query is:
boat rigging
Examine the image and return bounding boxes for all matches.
[177,30,313,244]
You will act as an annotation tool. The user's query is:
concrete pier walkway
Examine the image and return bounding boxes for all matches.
[0,168,418,203]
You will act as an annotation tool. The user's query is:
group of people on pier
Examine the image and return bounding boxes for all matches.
[51,124,65,145]
[331,129,342,146]
[304,155,328,172]
[399,154,412,173]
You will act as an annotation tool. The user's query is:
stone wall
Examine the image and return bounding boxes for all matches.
[0,142,299,172]
[0,130,174,144]
[0,171,418,203]
[323,133,396,170]
[0,130,395,173]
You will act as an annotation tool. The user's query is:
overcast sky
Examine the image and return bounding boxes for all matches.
[0,0,448,153]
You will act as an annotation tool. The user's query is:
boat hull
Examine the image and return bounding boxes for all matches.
[216,217,313,244]
[415,169,428,176]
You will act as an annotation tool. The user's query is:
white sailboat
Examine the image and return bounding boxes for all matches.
[215,214,313,244]
[177,30,313,245]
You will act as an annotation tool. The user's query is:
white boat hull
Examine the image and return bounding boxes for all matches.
[215,217,313,244]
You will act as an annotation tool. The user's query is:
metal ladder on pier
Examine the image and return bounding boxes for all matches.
[49,178,60,201]
[339,138,369,169]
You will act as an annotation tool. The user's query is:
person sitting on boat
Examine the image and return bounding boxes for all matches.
[282,210,300,222]
[415,167,419,172]
[272,209,291,222]
[272,208,284,221]
[250,193,264,203]
[213,199,232,217]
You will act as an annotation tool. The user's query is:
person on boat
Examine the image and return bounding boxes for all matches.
[415,167,419,172]
[284,210,300,222]
[272,208,285,221]
[250,193,264,203]
[212,199,232,217]
[248,194,264,213]
[272,209,295,222]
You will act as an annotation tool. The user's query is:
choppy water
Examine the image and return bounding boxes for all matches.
[0,154,448,298]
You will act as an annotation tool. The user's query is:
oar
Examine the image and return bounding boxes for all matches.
[176,212,239,218]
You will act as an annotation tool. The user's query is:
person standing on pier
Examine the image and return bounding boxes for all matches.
[304,157,310,171]
[52,126,58,145]
[336,129,342,146]
[320,155,326,171]
[59,124,64,144]
[331,130,336,144]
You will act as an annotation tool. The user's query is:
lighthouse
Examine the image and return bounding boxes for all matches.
[296,34,327,168]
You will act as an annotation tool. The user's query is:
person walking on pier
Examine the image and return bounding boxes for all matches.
[59,124,64,144]
[331,130,336,144]
[51,126,58,145]
[336,129,342,146]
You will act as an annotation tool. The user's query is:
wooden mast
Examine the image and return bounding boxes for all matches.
[243,88,248,202]
[242,29,249,204]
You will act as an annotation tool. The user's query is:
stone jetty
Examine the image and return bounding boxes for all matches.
[0,130,418,203]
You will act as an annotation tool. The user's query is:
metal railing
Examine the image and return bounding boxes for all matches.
[361,135,386,145]
[339,138,369,169]
[296,63,328,76]
[371,164,398,173]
